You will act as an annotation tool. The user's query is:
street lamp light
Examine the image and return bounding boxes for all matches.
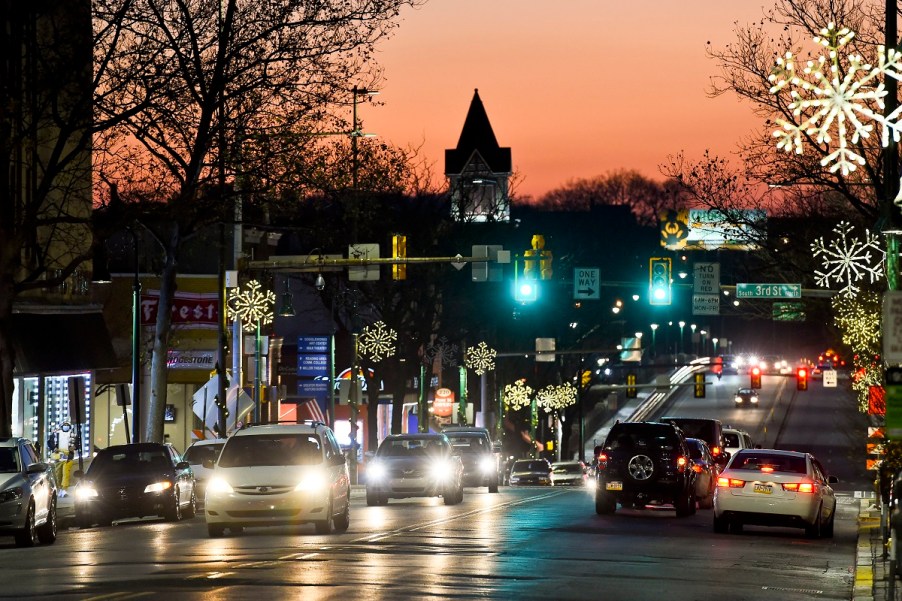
[650,323,658,357]
[678,321,686,354]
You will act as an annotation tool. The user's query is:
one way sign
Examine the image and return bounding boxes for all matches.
[573,267,600,300]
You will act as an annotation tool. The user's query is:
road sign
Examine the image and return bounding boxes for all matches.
[736,283,801,298]
[573,267,600,300]
[773,302,806,321]
[823,369,837,387]
[692,294,720,315]
[693,262,720,295]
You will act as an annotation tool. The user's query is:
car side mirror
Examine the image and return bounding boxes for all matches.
[333,453,347,467]
[27,462,48,474]
[175,460,190,471]
[828,475,838,484]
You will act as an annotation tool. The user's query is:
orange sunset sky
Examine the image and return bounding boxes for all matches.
[365,1,773,199]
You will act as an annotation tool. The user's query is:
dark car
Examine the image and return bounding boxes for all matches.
[685,438,718,509]
[661,416,729,466]
[442,428,500,492]
[734,388,759,407]
[365,434,464,506]
[74,442,196,527]
[594,421,697,516]
[508,459,552,486]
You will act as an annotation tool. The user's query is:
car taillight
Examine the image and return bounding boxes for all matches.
[711,446,722,457]
[782,482,815,493]
[597,453,608,470]
[717,477,745,488]
[676,456,688,472]
[692,464,703,473]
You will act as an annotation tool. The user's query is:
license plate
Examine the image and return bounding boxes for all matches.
[606,481,623,491]
[753,483,772,494]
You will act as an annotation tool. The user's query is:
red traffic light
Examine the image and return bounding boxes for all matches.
[796,367,809,391]
[751,367,761,376]
[797,368,808,379]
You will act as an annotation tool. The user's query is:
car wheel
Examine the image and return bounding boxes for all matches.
[489,476,499,494]
[14,501,37,547]
[164,487,182,522]
[97,512,114,527]
[182,489,197,520]
[366,488,380,507]
[823,509,835,538]
[805,504,823,538]
[674,488,694,517]
[444,485,459,506]
[207,523,225,537]
[595,490,617,515]
[334,494,350,532]
[315,500,334,534]
[36,496,57,545]
[713,514,728,533]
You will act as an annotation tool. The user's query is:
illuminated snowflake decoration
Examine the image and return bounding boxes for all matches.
[832,291,881,351]
[769,23,902,176]
[810,221,884,296]
[465,342,497,375]
[228,280,275,332]
[536,383,578,414]
[424,336,459,368]
[358,321,397,362]
[503,379,533,411]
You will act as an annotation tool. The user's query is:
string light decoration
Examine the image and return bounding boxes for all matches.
[424,336,459,368]
[228,279,275,331]
[833,291,881,351]
[465,342,497,375]
[214,394,230,419]
[769,23,902,176]
[503,379,533,411]
[536,383,578,413]
[810,221,884,296]
[358,321,397,362]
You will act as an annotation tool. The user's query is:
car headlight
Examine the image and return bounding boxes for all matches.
[295,470,328,492]
[367,462,386,482]
[429,460,453,483]
[144,481,173,494]
[478,457,496,474]
[74,484,98,500]
[751,396,759,403]
[0,487,23,504]
[206,477,233,494]
[734,396,742,402]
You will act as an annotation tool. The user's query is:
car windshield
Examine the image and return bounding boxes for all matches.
[730,453,807,474]
[738,389,753,395]
[553,463,582,474]
[378,438,449,457]
[513,461,547,472]
[445,435,487,454]
[183,443,224,465]
[88,448,171,476]
[0,447,19,472]
[218,434,323,468]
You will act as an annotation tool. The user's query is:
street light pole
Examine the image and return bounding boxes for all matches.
[130,226,141,444]
[350,85,378,243]
[650,323,658,358]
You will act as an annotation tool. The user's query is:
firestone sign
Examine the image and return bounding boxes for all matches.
[141,291,219,328]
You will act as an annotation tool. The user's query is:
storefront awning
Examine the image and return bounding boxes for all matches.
[12,311,118,376]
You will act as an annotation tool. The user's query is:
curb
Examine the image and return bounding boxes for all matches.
[855,501,885,601]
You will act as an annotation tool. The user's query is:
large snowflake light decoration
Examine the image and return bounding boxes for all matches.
[832,291,881,351]
[810,221,884,296]
[465,342,497,375]
[358,321,397,362]
[536,383,578,413]
[503,379,533,411]
[228,280,275,332]
[769,23,902,176]
[424,336,459,368]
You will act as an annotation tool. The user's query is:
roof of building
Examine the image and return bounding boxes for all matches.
[445,89,511,175]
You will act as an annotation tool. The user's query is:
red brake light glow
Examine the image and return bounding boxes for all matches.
[782,482,815,493]
[760,466,774,473]
[711,446,721,456]
[717,477,745,488]
[676,456,688,472]
[692,464,703,473]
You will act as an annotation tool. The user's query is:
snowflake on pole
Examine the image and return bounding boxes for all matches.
[536,383,578,413]
[769,23,902,176]
[503,379,533,411]
[465,342,496,375]
[810,221,884,296]
[358,321,397,362]
[228,280,275,332]
[423,336,459,368]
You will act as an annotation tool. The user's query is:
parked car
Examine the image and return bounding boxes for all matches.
[508,459,552,486]
[734,388,759,407]
[685,438,718,509]
[182,439,227,505]
[594,421,697,516]
[366,434,464,506]
[551,460,588,486]
[74,442,196,528]
[723,428,754,458]
[204,422,350,537]
[0,437,58,546]
[661,416,728,466]
[442,427,500,492]
[713,449,837,537]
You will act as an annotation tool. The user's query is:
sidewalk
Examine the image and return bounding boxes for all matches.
[856,501,897,601]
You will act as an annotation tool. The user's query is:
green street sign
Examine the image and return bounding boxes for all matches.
[736,283,801,299]
[773,302,806,321]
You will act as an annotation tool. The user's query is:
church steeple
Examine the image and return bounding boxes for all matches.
[445,89,511,222]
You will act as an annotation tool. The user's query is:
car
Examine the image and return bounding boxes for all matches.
[365,433,464,506]
[508,458,552,486]
[551,460,588,486]
[723,428,753,458]
[74,442,196,528]
[661,416,729,466]
[441,427,500,492]
[720,355,739,375]
[0,437,58,546]
[734,388,759,406]
[594,422,696,516]
[182,438,227,505]
[685,438,718,509]
[204,422,350,536]
[713,449,837,537]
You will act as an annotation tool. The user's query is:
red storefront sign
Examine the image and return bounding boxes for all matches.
[433,387,455,417]
[141,291,220,328]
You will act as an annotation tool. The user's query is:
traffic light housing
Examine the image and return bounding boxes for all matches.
[649,257,672,305]
[694,372,706,398]
[750,366,762,389]
[524,234,551,280]
[796,367,808,391]
[626,373,637,398]
[392,234,407,280]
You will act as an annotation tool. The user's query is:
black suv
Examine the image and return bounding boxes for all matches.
[594,421,697,516]
[660,416,729,467]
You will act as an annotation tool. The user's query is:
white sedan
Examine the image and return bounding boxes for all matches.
[713,449,837,538]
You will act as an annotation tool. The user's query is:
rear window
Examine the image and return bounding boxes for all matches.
[218,434,323,467]
[513,460,549,471]
[605,424,679,451]
[729,452,807,474]
[183,443,224,465]
[724,432,740,447]
[445,435,488,454]
[685,440,706,459]
[378,437,450,457]
[664,418,718,444]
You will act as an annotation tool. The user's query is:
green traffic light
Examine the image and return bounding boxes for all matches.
[514,281,538,303]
